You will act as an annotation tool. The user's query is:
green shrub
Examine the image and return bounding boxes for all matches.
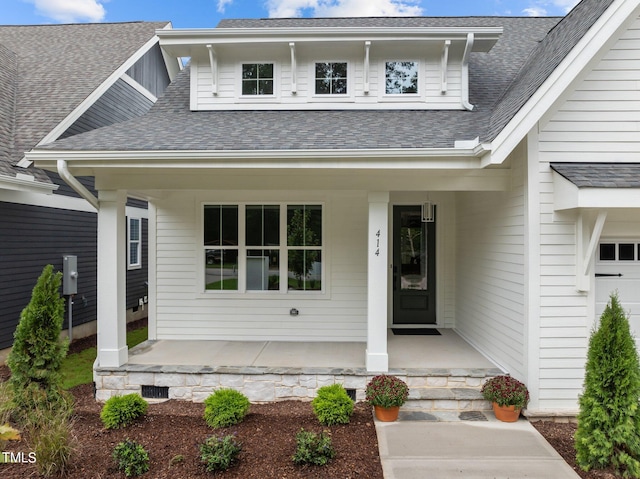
[575,293,640,477]
[292,429,335,466]
[25,403,76,477]
[7,265,69,421]
[113,439,150,477]
[101,394,148,429]
[203,389,250,428]
[199,434,242,472]
[312,384,354,425]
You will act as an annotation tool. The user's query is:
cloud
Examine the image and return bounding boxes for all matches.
[523,0,580,17]
[217,0,234,13]
[28,0,106,23]
[523,6,547,16]
[266,0,424,18]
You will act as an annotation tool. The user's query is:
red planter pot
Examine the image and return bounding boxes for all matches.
[492,402,521,422]
[374,405,400,422]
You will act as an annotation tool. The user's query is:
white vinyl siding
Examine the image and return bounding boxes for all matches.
[455,145,526,378]
[154,191,367,342]
[192,42,464,110]
[533,15,640,412]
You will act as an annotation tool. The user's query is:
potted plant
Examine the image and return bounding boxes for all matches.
[365,374,409,422]
[481,375,529,422]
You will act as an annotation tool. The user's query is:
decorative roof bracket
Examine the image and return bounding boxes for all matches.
[289,42,297,94]
[461,33,474,110]
[364,41,371,94]
[576,210,607,292]
[441,40,451,93]
[206,44,218,95]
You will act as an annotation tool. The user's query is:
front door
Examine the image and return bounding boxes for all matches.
[393,205,436,324]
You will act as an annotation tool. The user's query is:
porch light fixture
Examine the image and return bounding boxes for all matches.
[422,202,435,222]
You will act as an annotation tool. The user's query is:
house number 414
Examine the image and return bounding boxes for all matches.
[374,230,381,256]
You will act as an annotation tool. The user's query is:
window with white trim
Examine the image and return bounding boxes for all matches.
[385,61,419,94]
[241,63,274,95]
[315,62,348,95]
[204,204,323,292]
[599,242,640,262]
[128,217,142,270]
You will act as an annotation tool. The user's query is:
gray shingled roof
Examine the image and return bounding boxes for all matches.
[551,163,640,188]
[36,0,616,156]
[0,44,17,178]
[40,16,560,152]
[0,21,169,183]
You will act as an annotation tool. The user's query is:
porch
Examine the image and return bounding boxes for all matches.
[94,329,503,411]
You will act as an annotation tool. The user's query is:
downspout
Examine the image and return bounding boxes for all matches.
[57,159,99,210]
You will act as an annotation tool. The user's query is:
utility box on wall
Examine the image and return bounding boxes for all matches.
[63,255,78,295]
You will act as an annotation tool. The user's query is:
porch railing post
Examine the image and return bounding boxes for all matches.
[366,192,389,372]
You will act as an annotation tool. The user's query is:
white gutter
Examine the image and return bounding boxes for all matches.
[0,173,58,194]
[57,159,99,211]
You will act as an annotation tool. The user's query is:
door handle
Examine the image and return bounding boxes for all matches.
[595,273,623,277]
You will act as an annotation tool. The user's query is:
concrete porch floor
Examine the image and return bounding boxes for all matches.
[127,328,498,370]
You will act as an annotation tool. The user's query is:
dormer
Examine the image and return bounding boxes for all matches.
[158,23,502,111]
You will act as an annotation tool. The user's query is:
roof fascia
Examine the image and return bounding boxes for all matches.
[36,28,170,149]
[0,173,58,194]
[158,26,502,54]
[483,0,640,167]
[27,145,490,171]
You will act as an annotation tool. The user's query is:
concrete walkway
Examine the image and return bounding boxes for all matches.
[375,416,580,479]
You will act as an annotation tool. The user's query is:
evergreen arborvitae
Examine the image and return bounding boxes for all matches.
[7,265,69,415]
[575,292,640,477]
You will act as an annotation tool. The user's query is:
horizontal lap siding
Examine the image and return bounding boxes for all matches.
[534,17,640,410]
[0,202,97,349]
[154,192,367,341]
[455,149,526,377]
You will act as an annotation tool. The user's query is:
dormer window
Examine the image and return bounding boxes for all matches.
[242,63,274,95]
[315,62,348,95]
[385,61,419,94]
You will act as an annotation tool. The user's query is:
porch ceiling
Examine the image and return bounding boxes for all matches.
[127,329,497,370]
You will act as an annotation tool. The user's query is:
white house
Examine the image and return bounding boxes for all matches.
[26,0,640,417]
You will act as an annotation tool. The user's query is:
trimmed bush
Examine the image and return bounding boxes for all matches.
[101,394,148,429]
[203,389,250,428]
[199,434,242,472]
[113,439,150,477]
[575,292,640,477]
[312,384,354,425]
[292,429,335,466]
[7,265,68,419]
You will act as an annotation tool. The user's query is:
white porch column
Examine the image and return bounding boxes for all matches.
[367,192,389,371]
[97,190,128,367]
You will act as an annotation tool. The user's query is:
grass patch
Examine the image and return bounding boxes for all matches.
[60,327,148,390]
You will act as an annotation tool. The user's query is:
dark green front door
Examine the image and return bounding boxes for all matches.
[392,205,436,324]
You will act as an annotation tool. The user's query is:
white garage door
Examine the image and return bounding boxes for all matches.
[595,241,640,349]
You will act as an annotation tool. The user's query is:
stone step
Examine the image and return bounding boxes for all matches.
[404,387,491,412]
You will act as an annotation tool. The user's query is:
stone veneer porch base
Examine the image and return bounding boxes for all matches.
[94,363,502,412]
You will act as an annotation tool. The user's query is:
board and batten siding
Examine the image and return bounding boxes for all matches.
[153,191,368,342]
[454,145,526,378]
[534,14,640,411]
[192,43,463,110]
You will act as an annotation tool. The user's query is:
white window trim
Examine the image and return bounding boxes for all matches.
[379,59,424,102]
[128,217,142,270]
[309,60,355,102]
[237,61,279,101]
[201,202,326,296]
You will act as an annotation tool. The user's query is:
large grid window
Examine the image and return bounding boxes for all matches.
[385,61,419,94]
[242,63,274,95]
[315,62,347,95]
[128,217,142,270]
[204,204,323,292]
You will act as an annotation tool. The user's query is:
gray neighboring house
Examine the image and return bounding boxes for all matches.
[27,0,640,417]
[0,21,176,359]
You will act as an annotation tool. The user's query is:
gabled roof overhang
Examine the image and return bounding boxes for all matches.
[481,0,640,167]
[0,173,58,194]
[158,26,502,58]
